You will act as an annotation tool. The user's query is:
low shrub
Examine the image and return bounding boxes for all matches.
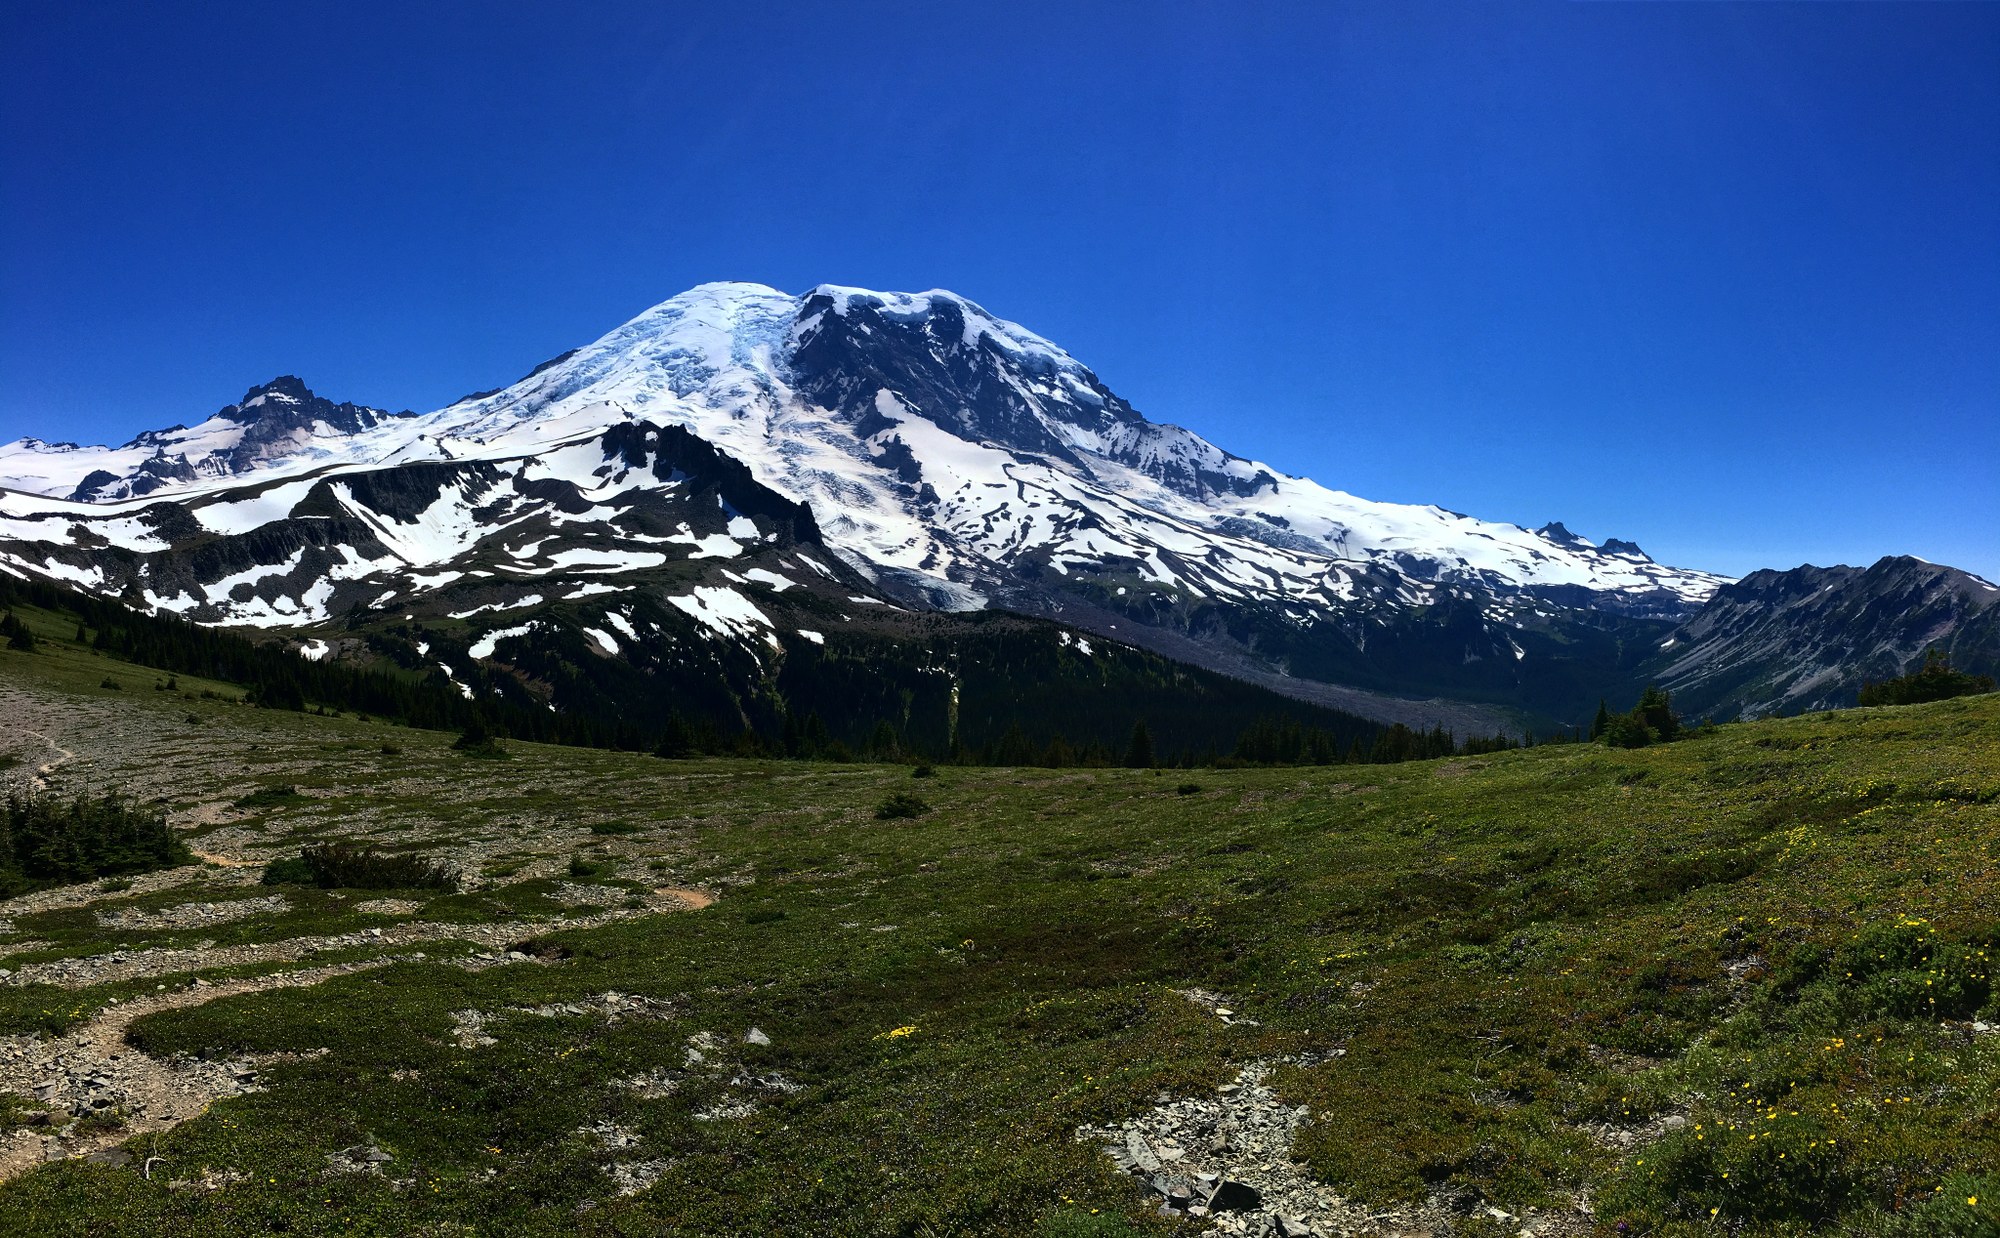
[504,938,573,961]
[1868,1172,1998,1236]
[1609,1108,1850,1227]
[876,792,930,820]
[588,820,643,835]
[1037,1209,1146,1238]
[259,856,314,886]
[262,843,457,892]
[1831,915,1993,1020]
[232,785,303,809]
[452,721,508,759]
[68,1109,126,1137]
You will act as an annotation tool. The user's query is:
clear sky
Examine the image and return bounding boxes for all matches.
[2,1,1995,580]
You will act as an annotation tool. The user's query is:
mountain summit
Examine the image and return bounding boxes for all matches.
[435,283,1728,609]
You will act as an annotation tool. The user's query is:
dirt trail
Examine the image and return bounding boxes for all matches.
[657,887,715,909]
[188,850,258,869]
[8,889,713,989]
[0,958,389,1182]
[9,727,76,793]
[0,890,717,1181]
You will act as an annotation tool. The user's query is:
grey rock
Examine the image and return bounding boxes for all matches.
[1206,1178,1262,1211]
[1124,1130,1161,1174]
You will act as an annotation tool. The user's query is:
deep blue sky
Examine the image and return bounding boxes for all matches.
[3,2,1996,580]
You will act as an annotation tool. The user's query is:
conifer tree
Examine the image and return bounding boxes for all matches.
[1632,685,1680,741]
[987,722,1033,766]
[1124,720,1155,769]
[654,715,696,759]
[1600,712,1650,748]
[868,720,901,761]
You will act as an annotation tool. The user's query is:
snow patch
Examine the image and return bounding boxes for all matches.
[468,623,536,660]
[666,587,772,643]
[448,594,545,619]
[742,568,795,592]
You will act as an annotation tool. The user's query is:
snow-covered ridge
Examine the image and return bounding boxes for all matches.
[0,282,1729,623]
[0,375,411,502]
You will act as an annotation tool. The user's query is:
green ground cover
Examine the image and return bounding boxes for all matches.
[0,607,1994,1235]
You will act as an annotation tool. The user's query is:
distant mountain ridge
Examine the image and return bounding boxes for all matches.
[1648,555,2000,719]
[0,376,413,503]
[1,282,1991,727]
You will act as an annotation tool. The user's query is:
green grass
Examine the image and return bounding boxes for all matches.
[231,785,306,810]
[0,623,1996,1234]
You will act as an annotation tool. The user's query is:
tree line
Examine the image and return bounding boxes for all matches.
[2,578,1557,770]
[1857,650,1995,707]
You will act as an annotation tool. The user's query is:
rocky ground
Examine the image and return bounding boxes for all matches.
[1079,1057,1594,1238]
[0,681,721,1186]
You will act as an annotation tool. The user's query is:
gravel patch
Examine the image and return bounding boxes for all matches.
[97,895,289,931]
[351,899,424,917]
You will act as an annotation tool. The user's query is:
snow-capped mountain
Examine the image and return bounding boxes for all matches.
[0,376,413,502]
[0,281,1758,724]
[0,284,1725,609]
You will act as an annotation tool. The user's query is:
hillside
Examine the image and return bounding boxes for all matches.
[1648,556,2000,720]
[0,603,1995,1235]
